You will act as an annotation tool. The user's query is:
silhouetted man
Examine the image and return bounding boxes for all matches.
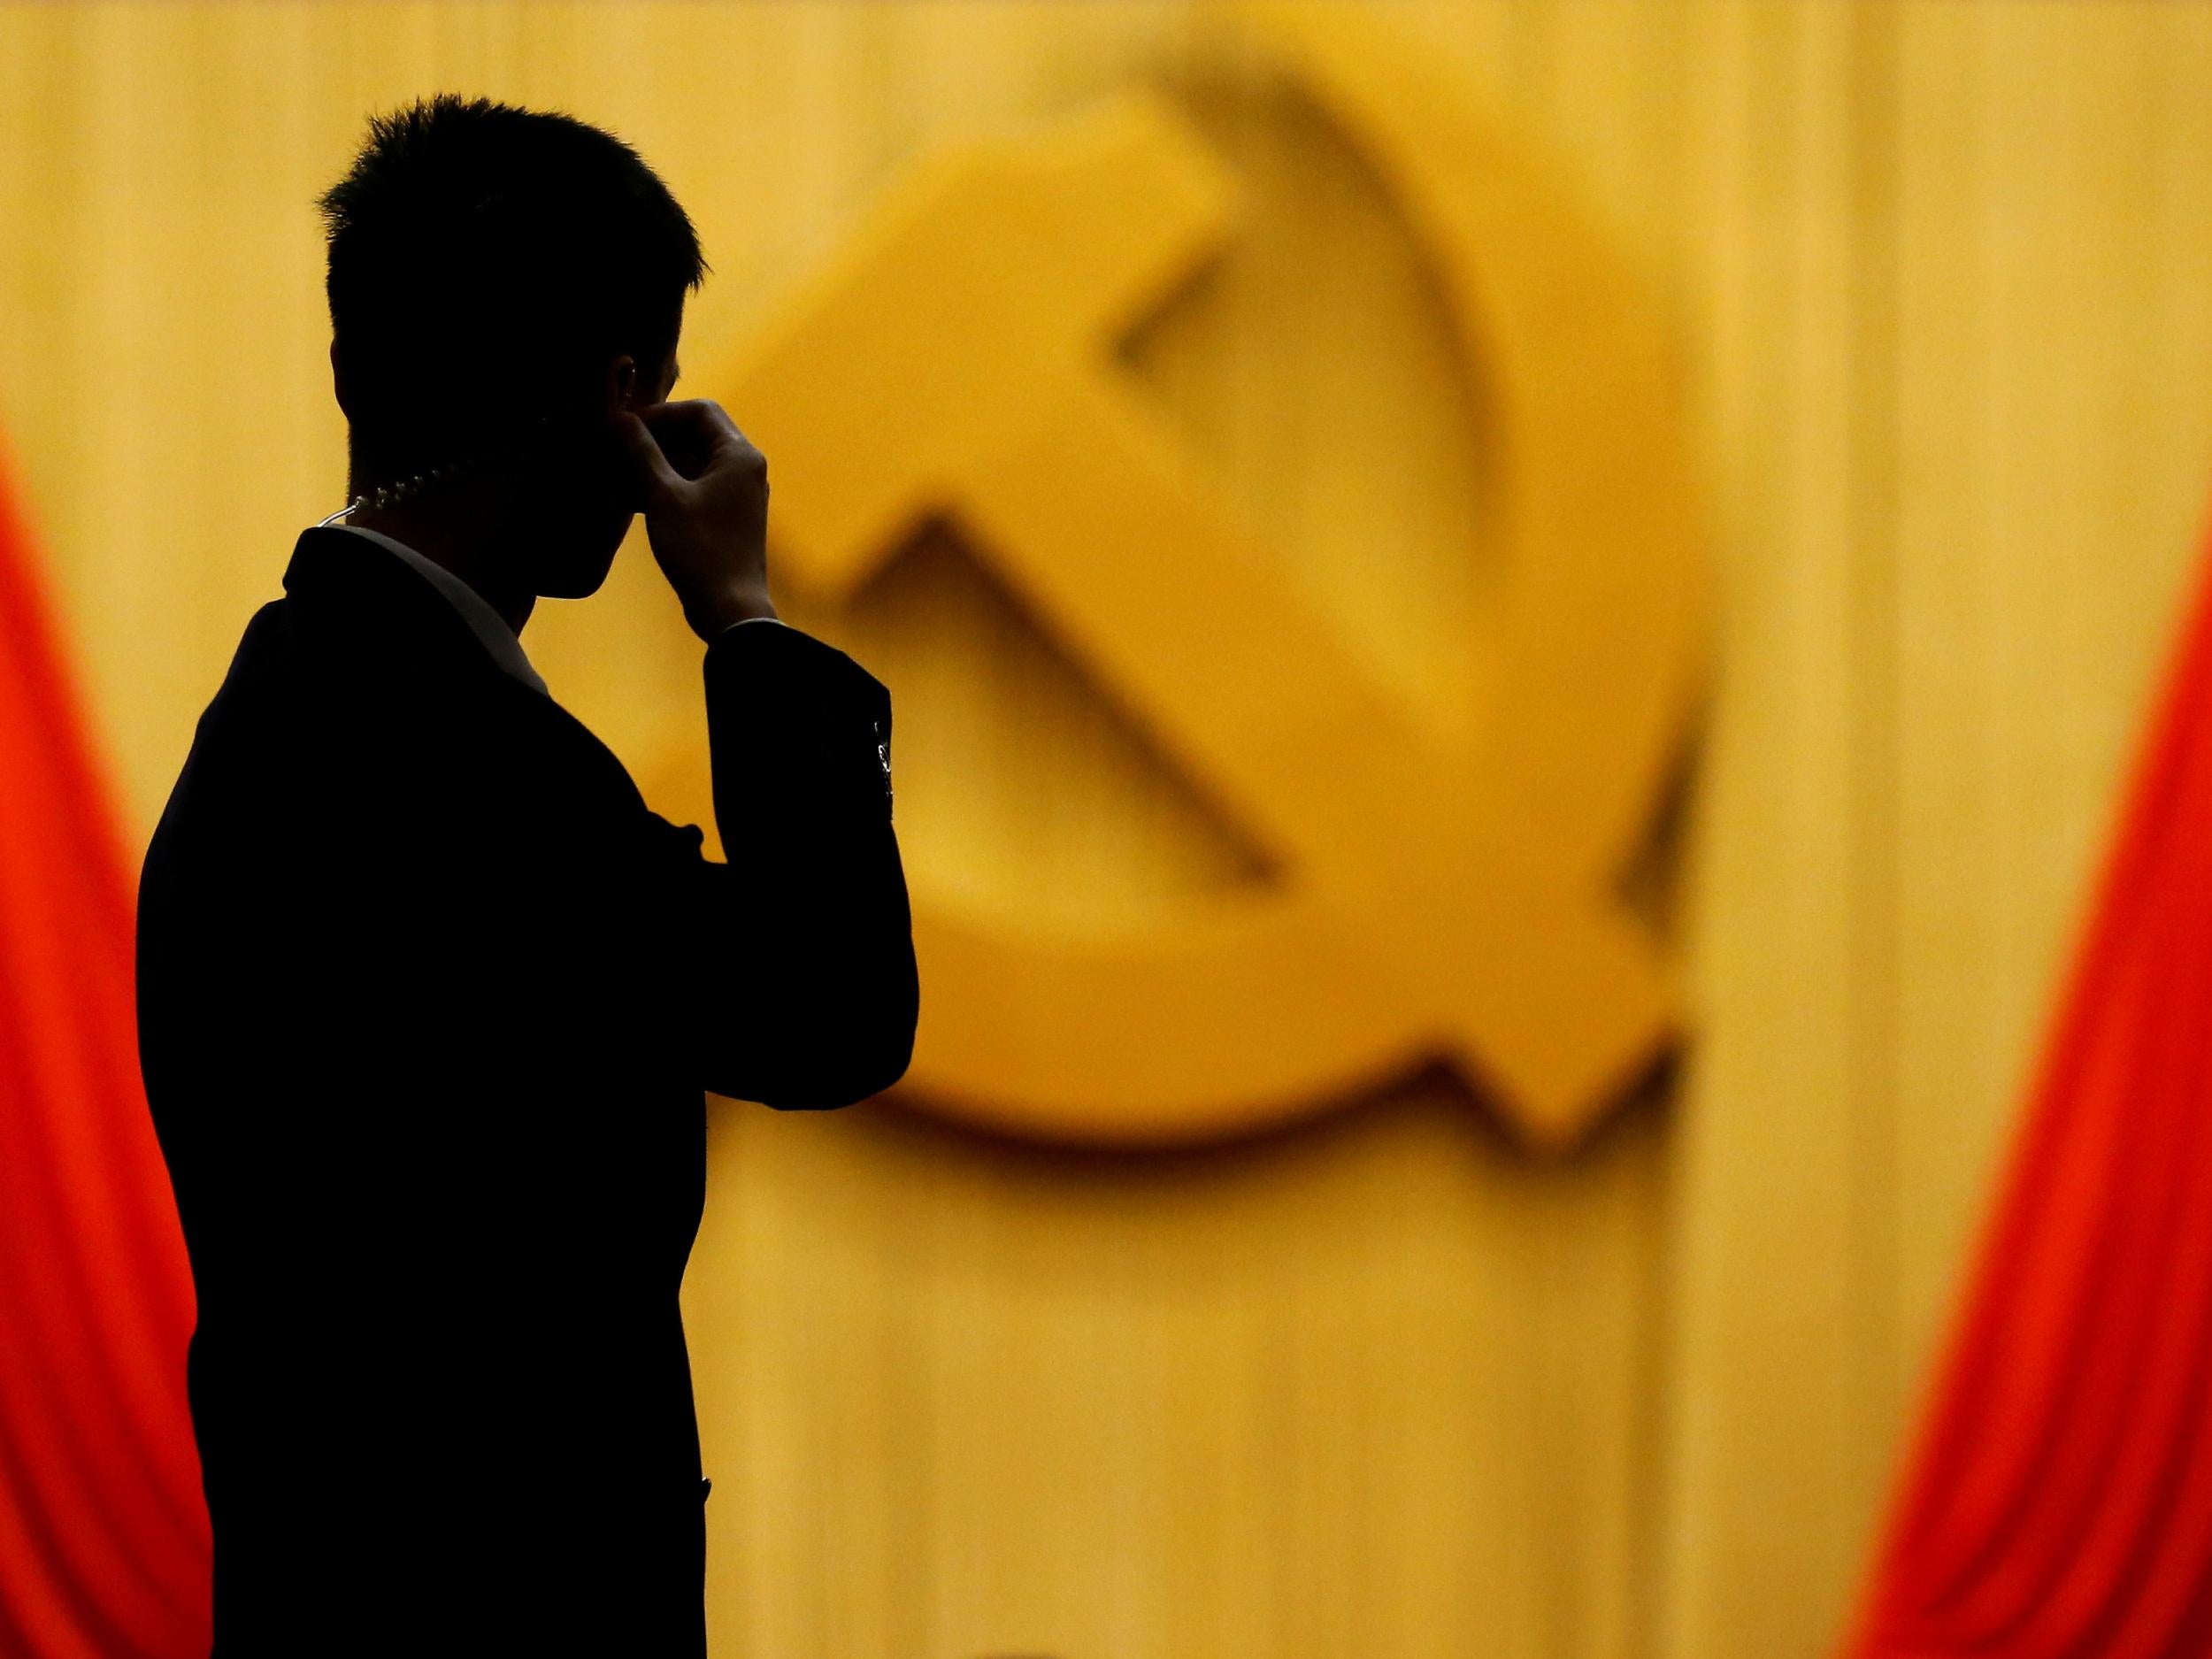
[135,95,918,1656]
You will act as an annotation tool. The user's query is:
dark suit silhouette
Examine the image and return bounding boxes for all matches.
[136,526,918,1656]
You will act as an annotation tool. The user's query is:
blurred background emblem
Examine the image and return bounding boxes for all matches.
[664,5,1705,1148]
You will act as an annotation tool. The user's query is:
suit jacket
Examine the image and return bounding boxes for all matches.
[135,525,918,1656]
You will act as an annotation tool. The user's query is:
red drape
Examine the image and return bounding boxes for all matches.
[0,439,210,1656]
[1844,533,2212,1656]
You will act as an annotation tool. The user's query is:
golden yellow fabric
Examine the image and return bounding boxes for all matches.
[3,5,2208,1657]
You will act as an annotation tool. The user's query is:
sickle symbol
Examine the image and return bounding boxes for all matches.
[712,8,1704,1147]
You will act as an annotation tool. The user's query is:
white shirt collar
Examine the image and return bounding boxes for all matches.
[327,522,549,697]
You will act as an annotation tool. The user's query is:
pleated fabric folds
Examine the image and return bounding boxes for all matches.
[0,443,210,1657]
[1845,530,2212,1658]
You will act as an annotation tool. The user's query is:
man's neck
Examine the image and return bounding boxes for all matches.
[346,500,537,635]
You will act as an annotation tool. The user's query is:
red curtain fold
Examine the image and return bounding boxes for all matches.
[0,436,210,1657]
[1844,529,2212,1657]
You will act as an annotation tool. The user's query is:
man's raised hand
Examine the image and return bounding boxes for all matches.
[615,398,779,641]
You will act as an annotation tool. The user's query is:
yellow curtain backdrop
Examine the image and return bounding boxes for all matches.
[3,5,2208,1658]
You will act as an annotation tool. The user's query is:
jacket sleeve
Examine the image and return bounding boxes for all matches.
[640,618,918,1108]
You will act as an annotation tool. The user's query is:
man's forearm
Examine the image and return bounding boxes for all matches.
[693,617,915,1104]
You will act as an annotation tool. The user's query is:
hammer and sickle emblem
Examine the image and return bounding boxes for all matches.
[711,8,1703,1148]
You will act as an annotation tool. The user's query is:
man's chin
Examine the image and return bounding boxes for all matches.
[532,534,625,601]
[536,559,618,602]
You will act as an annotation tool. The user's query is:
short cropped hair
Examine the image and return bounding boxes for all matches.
[317,92,709,484]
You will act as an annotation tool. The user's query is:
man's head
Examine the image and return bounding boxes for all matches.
[318,93,708,599]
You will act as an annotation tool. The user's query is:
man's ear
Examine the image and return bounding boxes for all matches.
[603,352,641,416]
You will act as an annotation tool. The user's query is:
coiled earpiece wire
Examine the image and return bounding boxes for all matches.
[318,411,560,527]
